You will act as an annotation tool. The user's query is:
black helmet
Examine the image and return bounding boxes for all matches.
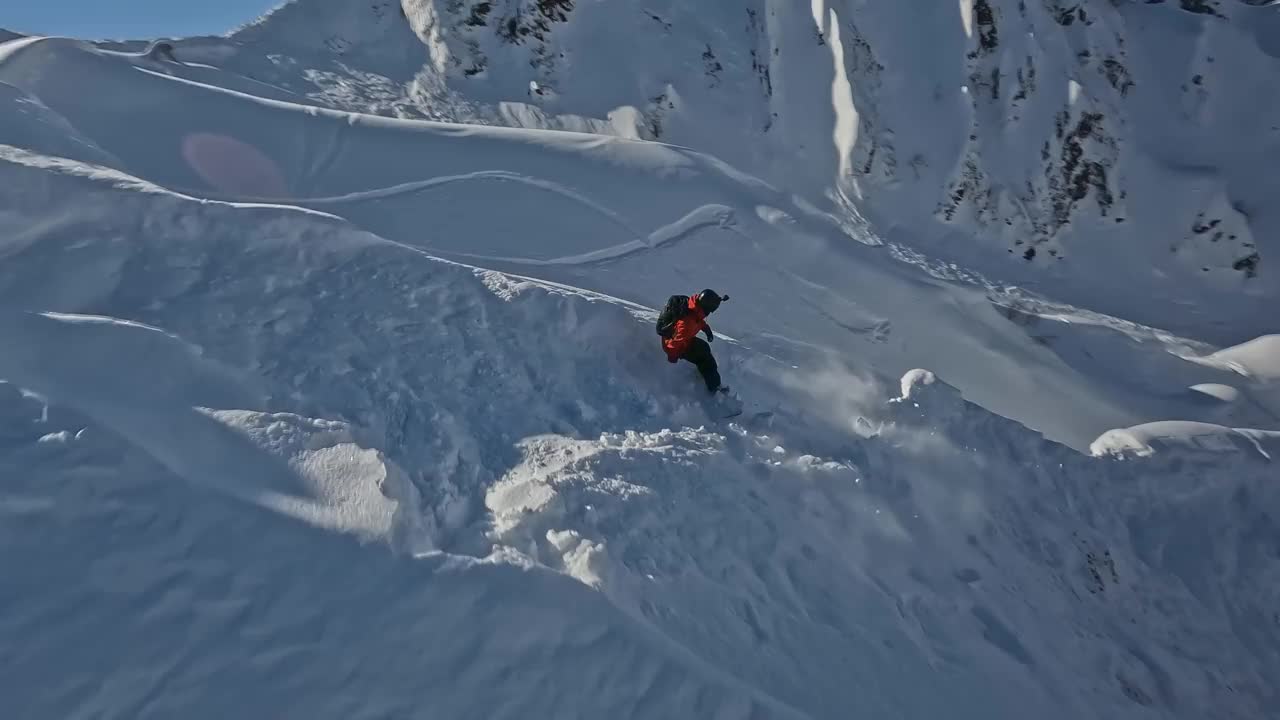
[695,289,727,314]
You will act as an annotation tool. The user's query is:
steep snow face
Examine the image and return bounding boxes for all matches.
[166,0,1280,339]
[10,33,1274,450]
[3,147,1278,717]
[2,10,1280,720]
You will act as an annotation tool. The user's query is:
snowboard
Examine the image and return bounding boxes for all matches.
[709,387,774,422]
[721,408,774,421]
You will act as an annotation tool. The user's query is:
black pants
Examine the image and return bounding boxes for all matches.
[681,338,721,393]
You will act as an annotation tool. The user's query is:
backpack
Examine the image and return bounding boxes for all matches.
[655,294,690,338]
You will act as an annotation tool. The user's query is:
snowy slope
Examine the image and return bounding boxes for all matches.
[2,4,1279,720]
[139,0,1278,341]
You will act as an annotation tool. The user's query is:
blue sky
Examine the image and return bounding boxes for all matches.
[4,1,281,39]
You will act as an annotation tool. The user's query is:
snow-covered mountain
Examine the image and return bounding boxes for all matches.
[181,0,1278,340]
[2,1,1278,718]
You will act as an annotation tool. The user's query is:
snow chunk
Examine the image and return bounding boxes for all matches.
[894,369,962,406]
[898,368,938,400]
[205,409,402,542]
[1090,420,1278,460]
[1188,383,1241,403]
[545,528,606,588]
[1204,335,1280,382]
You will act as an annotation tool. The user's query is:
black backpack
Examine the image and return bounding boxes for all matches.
[655,294,690,338]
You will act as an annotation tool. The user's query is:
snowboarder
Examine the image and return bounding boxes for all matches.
[656,289,729,394]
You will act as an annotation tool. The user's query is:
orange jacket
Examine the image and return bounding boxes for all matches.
[663,296,708,360]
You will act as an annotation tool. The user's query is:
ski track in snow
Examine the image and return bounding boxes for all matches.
[1,10,1279,720]
[165,168,653,248]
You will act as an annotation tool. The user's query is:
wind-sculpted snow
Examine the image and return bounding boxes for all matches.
[1,13,1278,720]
